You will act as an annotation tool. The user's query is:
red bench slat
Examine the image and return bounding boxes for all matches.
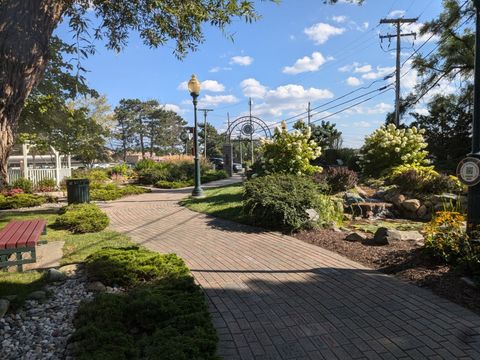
[0,220,46,249]
[26,220,47,247]
[5,221,33,249]
[0,221,22,248]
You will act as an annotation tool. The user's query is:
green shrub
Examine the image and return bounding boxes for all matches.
[137,168,169,185]
[135,158,158,171]
[360,124,429,177]
[12,177,33,193]
[72,169,110,183]
[0,194,46,209]
[314,167,358,193]
[120,185,151,196]
[85,247,191,287]
[90,189,123,201]
[155,180,192,189]
[36,178,56,192]
[72,247,218,360]
[243,174,341,231]
[54,203,109,233]
[387,164,464,194]
[108,163,130,177]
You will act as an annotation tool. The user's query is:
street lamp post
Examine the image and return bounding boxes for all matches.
[467,0,480,234]
[188,75,204,198]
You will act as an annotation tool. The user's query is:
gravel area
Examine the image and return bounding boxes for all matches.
[295,228,480,314]
[0,273,93,360]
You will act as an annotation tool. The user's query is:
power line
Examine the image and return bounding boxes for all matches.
[309,87,395,125]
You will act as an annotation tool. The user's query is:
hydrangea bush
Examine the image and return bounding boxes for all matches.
[258,121,322,176]
[360,124,429,177]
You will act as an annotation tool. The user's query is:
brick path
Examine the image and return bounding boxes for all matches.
[103,178,480,359]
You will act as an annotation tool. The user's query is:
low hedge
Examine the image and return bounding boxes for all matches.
[155,180,192,189]
[0,194,46,209]
[154,170,228,189]
[54,203,109,233]
[243,174,342,232]
[90,185,150,201]
[72,247,219,360]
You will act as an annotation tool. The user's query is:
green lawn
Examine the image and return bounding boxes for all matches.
[0,208,134,307]
[180,183,248,224]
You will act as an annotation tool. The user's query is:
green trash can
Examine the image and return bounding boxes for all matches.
[66,179,90,204]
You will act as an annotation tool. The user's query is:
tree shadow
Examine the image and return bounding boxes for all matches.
[194,266,480,359]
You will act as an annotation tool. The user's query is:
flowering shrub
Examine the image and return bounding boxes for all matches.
[2,188,24,196]
[424,211,467,263]
[360,124,429,177]
[258,121,322,176]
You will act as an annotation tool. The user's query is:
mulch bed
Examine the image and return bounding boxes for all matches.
[295,229,480,314]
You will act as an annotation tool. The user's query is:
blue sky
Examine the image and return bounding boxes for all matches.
[55,0,445,148]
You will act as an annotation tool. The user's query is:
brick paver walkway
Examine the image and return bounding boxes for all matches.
[103,178,480,359]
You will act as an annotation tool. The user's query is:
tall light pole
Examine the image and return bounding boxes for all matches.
[187,74,204,198]
[467,0,480,234]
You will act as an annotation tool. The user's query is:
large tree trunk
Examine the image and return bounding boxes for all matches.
[0,0,64,187]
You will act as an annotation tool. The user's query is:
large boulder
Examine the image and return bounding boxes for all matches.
[373,227,424,245]
[391,194,406,207]
[47,268,66,282]
[402,199,421,212]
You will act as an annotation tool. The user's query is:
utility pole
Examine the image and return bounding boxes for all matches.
[307,102,311,126]
[379,17,417,127]
[198,108,213,158]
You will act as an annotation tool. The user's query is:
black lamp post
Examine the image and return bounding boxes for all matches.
[466,0,480,234]
[188,74,204,198]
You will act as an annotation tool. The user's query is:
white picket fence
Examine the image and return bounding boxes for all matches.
[7,168,72,186]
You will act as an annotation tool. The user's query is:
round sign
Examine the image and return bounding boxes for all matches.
[241,123,255,136]
[457,157,480,186]
[180,132,189,141]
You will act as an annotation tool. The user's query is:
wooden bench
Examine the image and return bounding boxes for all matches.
[0,220,47,271]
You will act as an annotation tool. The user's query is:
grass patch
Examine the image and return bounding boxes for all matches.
[180,184,248,224]
[72,247,219,360]
[0,209,134,307]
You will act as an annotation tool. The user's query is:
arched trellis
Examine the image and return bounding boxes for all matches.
[225,116,272,141]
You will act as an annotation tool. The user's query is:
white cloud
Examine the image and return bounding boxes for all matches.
[388,10,406,18]
[163,104,181,113]
[198,94,239,107]
[208,66,232,73]
[346,76,362,87]
[353,121,371,128]
[354,64,372,73]
[362,66,396,80]
[339,62,360,72]
[332,15,348,23]
[177,79,225,92]
[239,79,334,119]
[230,56,253,66]
[304,23,345,45]
[240,78,267,99]
[283,52,328,75]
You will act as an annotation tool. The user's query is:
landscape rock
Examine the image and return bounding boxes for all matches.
[87,281,106,293]
[306,208,319,222]
[354,186,369,198]
[58,264,82,278]
[391,194,406,207]
[47,269,66,282]
[345,232,367,242]
[416,205,428,218]
[402,199,421,212]
[0,299,10,318]
[373,227,424,245]
[27,291,47,301]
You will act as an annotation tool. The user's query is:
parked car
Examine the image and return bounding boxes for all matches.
[209,157,224,170]
[233,163,243,173]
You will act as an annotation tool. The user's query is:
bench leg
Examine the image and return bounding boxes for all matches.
[16,252,23,272]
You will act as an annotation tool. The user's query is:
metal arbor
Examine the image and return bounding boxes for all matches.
[223,115,272,176]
